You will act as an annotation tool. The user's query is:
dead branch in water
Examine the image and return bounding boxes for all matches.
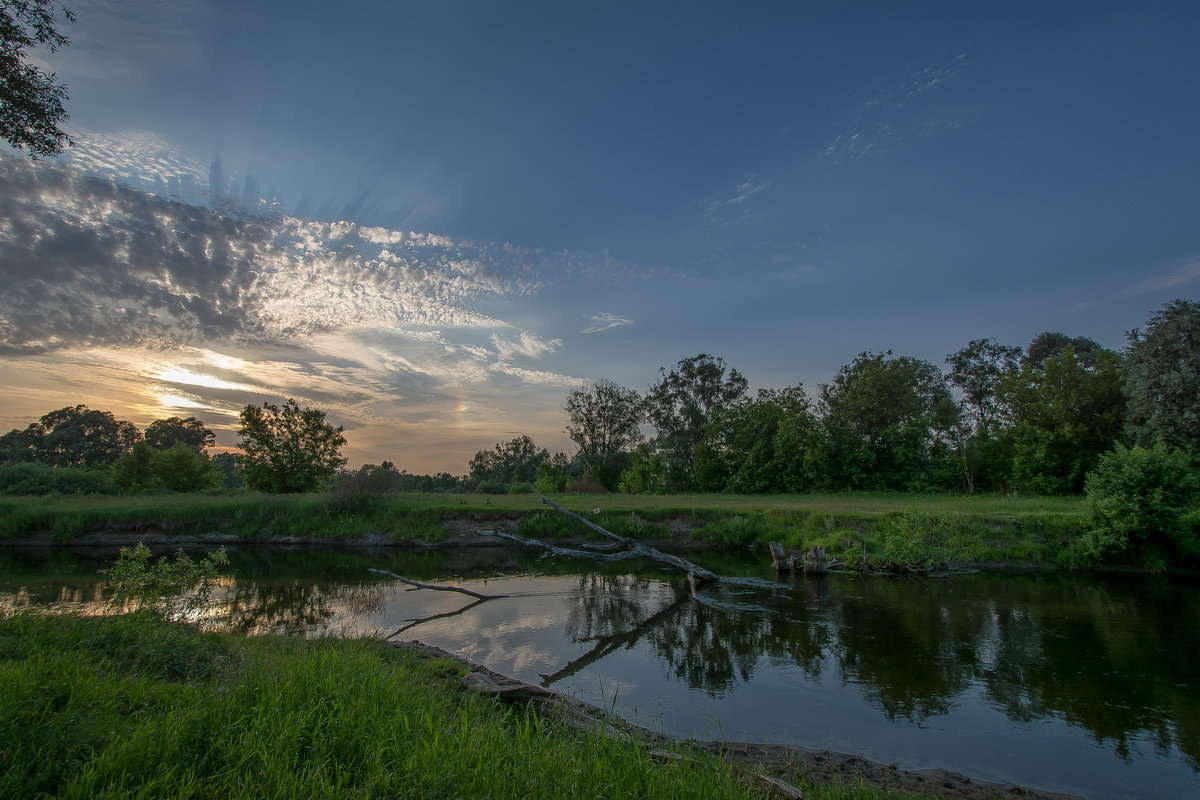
[477,496,720,585]
[366,568,508,600]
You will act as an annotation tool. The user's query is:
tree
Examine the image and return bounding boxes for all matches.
[111,441,157,492]
[1,405,141,467]
[1123,299,1200,459]
[945,339,1023,492]
[468,434,549,490]
[153,441,219,492]
[645,354,748,490]
[701,386,821,493]
[817,352,959,491]
[1,0,76,157]
[1025,331,1104,370]
[144,416,215,453]
[996,345,1125,494]
[1081,443,1200,560]
[945,338,1022,433]
[565,380,643,490]
[236,399,347,493]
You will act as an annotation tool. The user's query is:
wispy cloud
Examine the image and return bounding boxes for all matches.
[703,175,770,225]
[823,54,971,162]
[490,331,562,361]
[580,312,633,334]
[1077,259,1200,309]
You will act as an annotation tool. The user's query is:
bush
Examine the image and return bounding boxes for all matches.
[1081,443,1200,559]
[692,515,764,547]
[0,462,118,495]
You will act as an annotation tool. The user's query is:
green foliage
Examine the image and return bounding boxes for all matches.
[534,460,570,493]
[0,404,142,467]
[111,441,158,492]
[1080,443,1200,559]
[617,444,668,494]
[237,398,348,493]
[1123,299,1200,459]
[565,379,643,490]
[144,416,215,453]
[692,514,764,547]
[945,338,1022,433]
[817,352,959,491]
[0,461,117,495]
[0,618,768,800]
[112,441,220,493]
[998,346,1126,494]
[645,353,748,490]
[702,386,822,493]
[99,543,229,620]
[469,434,549,487]
[0,0,76,157]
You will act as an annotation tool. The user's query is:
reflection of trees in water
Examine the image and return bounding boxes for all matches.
[553,569,1200,767]
[219,580,389,635]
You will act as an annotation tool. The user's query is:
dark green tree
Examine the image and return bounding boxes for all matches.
[565,380,643,490]
[0,0,76,157]
[3,405,141,467]
[236,399,347,493]
[946,339,1022,433]
[996,345,1125,494]
[144,416,215,453]
[111,441,157,492]
[153,441,219,492]
[817,352,959,490]
[1025,331,1104,370]
[468,434,549,490]
[945,339,1023,492]
[1123,299,1200,459]
[702,386,821,493]
[645,354,748,490]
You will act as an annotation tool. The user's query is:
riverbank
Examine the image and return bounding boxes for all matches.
[0,609,1079,800]
[0,490,1094,570]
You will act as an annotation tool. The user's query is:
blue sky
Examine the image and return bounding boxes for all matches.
[1,0,1198,471]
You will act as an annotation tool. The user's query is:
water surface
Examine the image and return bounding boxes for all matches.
[2,545,1196,800]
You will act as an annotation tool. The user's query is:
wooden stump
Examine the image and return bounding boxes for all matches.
[803,545,827,574]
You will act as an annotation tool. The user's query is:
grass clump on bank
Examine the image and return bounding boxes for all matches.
[0,610,925,800]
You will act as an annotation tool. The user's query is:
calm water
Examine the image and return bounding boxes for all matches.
[2,545,1198,800]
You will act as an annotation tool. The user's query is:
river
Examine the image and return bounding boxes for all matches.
[2,544,1197,800]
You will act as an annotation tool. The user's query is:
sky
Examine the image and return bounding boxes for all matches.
[1,0,1198,472]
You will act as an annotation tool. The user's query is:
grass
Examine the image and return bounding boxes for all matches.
[0,610,931,800]
[0,489,1092,568]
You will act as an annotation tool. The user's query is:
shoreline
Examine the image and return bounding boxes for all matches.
[394,638,1085,800]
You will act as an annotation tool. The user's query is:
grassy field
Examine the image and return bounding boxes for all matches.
[0,610,928,800]
[0,489,1092,567]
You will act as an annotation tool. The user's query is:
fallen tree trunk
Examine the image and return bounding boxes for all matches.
[476,497,720,585]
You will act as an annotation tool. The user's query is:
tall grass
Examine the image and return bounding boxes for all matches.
[0,611,928,800]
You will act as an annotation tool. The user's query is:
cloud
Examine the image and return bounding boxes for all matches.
[703,175,770,225]
[1078,258,1200,309]
[0,155,590,470]
[823,54,972,162]
[490,331,562,361]
[580,313,633,334]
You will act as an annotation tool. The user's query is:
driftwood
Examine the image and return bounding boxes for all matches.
[367,568,508,600]
[478,496,719,585]
[769,542,844,575]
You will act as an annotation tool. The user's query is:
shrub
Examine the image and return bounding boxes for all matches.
[0,462,118,495]
[1080,443,1200,559]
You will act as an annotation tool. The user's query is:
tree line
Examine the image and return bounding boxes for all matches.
[465,299,1200,499]
[0,400,347,495]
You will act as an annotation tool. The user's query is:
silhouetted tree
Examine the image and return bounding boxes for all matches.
[565,380,643,490]
[1,405,141,467]
[0,0,76,157]
[236,399,347,493]
[144,416,215,453]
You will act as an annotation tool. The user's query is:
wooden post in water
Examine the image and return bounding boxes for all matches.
[803,545,828,575]
[768,541,790,571]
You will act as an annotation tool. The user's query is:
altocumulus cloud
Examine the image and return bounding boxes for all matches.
[0,156,586,470]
